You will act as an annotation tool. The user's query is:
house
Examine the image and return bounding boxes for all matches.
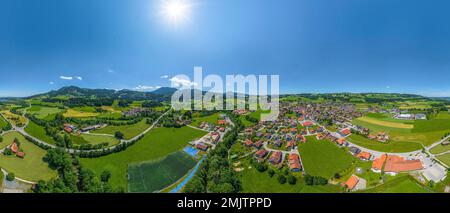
[296,134,307,143]
[218,127,225,132]
[211,133,220,144]
[16,152,25,158]
[290,128,297,134]
[315,133,323,140]
[217,120,226,125]
[269,151,282,165]
[286,141,297,150]
[273,140,282,148]
[368,134,377,140]
[195,142,209,151]
[302,121,314,127]
[253,140,264,149]
[244,139,253,147]
[349,146,361,155]
[371,154,387,173]
[288,154,302,172]
[338,128,351,137]
[254,149,269,160]
[10,142,19,153]
[384,155,423,175]
[356,151,372,161]
[345,175,360,191]
[336,138,346,146]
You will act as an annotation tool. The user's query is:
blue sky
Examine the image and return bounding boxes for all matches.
[1,0,450,97]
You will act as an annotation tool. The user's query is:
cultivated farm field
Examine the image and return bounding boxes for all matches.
[128,151,197,192]
[80,126,206,190]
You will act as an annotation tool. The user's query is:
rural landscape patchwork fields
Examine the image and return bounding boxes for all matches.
[0,87,449,194]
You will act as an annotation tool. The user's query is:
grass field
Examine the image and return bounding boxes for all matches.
[28,106,63,119]
[436,153,450,167]
[430,144,450,155]
[298,137,354,178]
[128,151,197,192]
[80,126,206,190]
[92,119,150,140]
[352,114,450,151]
[24,120,56,144]
[63,108,99,118]
[347,134,423,153]
[356,116,414,129]
[80,134,120,146]
[363,175,430,193]
[0,115,8,129]
[0,132,57,181]
[191,113,220,127]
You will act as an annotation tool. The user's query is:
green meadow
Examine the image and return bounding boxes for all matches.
[92,119,150,140]
[351,112,450,152]
[0,132,57,182]
[24,120,57,144]
[190,113,220,127]
[80,126,206,190]
[28,105,63,119]
[363,175,430,193]
[298,137,354,179]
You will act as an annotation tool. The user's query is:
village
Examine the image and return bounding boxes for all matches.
[213,101,450,192]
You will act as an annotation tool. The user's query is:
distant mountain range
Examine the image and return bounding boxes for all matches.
[28,86,178,100]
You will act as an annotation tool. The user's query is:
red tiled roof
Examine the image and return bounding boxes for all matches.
[345,175,359,190]
[10,142,19,153]
[372,154,387,171]
[288,154,301,170]
[357,151,371,160]
[384,155,423,173]
[302,121,313,127]
[341,128,351,135]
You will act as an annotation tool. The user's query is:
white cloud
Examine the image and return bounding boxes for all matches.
[49,82,54,85]
[169,76,197,88]
[108,69,115,73]
[60,75,83,81]
[133,85,162,91]
[160,75,169,79]
[60,76,73,80]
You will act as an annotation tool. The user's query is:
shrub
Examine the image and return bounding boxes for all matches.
[277,175,286,184]
[268,169,275,177]
[287,175,297,185]
[6,173,15,181]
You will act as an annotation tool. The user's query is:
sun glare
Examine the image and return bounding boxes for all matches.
[161,0,192,25]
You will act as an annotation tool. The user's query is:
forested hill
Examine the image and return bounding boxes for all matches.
[28,86,177,100]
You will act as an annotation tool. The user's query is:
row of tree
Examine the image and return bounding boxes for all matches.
[34,149,122,193]
[184,113,243,193]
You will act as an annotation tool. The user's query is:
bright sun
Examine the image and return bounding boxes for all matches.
[161,0,192,25]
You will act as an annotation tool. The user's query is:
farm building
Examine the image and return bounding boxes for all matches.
[384,155,423,175]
